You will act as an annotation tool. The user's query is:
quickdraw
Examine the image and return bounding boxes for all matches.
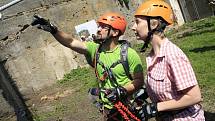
[114,101,141,121]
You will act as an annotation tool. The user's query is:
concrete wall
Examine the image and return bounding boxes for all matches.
[1,0,212,96]
[0,0,141,94]
[0,0,141,118]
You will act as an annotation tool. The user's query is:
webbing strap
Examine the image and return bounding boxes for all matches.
[120,43,132,80]
[140,17,167,52]
[94,41,132,85]
[94,45,108,81]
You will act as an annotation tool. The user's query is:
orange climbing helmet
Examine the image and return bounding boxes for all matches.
[134,0,174,25]
[97,12,127,35]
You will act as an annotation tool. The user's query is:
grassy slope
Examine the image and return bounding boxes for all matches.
[32,67,103,121]
[32,16,215,121]
[167,17,215,112]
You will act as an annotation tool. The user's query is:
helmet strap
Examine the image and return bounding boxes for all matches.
[140,18,154,52]
[156,18,167,33]
[140,17,167,52]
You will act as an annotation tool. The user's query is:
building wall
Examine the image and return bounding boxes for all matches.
[0,0,141,118]
[176,0,213,22]
[169,0,185,25]
[0,0,141,94]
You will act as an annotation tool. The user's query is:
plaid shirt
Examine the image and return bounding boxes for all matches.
[146,39,205,121]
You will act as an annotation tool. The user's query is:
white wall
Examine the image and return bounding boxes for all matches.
[169,0,185,26]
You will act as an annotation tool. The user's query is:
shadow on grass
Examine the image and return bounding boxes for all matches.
[205,111,215,121]
[190,46,215,53]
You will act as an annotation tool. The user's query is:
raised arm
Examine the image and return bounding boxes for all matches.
[31,15,88,55]
[53,31,87,54]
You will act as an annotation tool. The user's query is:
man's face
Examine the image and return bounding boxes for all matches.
[132,16,149,41]
[96,23,111,40]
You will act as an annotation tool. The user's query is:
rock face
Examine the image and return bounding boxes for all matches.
[0,0,141,93]
[0,1,143,117]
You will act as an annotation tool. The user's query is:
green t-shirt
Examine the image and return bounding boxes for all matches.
[85,41,143,109]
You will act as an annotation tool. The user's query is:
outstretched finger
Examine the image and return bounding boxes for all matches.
[31,14,45,26]
[36,25,43,29]
[31,19,39,26]
[33,14,42,19]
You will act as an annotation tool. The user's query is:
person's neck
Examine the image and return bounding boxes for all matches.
[102,38,118,51]
[151,35,166,56]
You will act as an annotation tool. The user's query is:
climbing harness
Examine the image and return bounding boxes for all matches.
[91,40,148,120]
[94,40,132,83]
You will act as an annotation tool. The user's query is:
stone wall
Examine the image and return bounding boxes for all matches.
[0,0,141,94]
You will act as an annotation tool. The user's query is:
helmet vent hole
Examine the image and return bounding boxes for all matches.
[153,4,168,9]
[116,16,123,20]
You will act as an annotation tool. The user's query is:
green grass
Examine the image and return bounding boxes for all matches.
[32,103,68,121]
[166,16,215,40]
[169,17,215,88]
[57,67,97,90]
[32,67,98,121]
[178,33,215,86]
[168,16,215,112]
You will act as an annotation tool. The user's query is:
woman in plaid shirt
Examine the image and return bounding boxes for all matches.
[132,0,205,121]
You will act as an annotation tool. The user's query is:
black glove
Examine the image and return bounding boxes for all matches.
[134,87,149,106]
[104,86,127,103]
[138,103,158,121]
[31,15,58,34]
[88,88,100,96]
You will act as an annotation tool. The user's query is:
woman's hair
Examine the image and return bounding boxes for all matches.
[150,18,166,39]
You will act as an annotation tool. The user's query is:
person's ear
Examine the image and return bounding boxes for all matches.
[150,19,159,30]
[112,29,120,37]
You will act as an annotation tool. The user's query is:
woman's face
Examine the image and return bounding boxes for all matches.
[132,16,149,41]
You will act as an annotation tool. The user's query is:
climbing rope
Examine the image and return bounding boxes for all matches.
[114,101,141,121]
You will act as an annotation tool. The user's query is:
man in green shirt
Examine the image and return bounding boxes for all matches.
[31,12,144,120]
